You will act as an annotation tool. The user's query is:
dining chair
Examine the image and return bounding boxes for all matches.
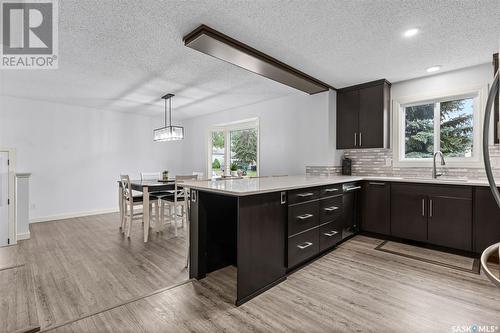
[157,175,198,236]
[120,175,159,238]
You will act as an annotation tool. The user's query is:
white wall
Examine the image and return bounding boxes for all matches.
[179,90,338,176]
[0,96,184,222]
[390,63,493,151]
[391,63,492,101]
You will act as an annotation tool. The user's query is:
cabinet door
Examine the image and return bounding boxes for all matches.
[336,89,359,149]
[358,84,386,148]
[427,187,472,251]
[361,181,390,235]
[391,184,427,242]
[474,187,500,253]
[238,192,287,304]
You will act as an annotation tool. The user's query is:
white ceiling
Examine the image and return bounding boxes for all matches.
[1,0,499,119]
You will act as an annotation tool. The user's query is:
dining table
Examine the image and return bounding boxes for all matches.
[118,179,175,242]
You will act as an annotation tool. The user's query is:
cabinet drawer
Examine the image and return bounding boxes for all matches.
[288,201,320,236]
[288,227,319,268]
[288,187,320,205]
[319,221,343,252]
[320,184,342,198]
[319,196,343,224]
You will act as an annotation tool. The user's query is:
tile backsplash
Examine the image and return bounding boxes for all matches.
[306,146,500,180]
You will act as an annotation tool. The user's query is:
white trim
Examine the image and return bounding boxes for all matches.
[16,232,30,240]
[207,118,260,177]
[392,85,487,168]
[30,208,119,224]
[0,148,16,245]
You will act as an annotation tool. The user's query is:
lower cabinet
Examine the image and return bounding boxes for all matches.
[319,221,343,251]
[391,183,472,251]
[361,181,390,235]
[474,187,500,253]
[427,187,472,251]
[287,185,348,269]
[391,184,428,242]
[287,227,320,268]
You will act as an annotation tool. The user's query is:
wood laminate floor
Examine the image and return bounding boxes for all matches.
[50,236,500,333]
[0,213,189,332]
[1,214,499,332]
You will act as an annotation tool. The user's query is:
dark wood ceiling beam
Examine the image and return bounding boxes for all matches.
[183,25,335,94]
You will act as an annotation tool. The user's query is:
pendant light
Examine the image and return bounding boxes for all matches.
[153,93,184,141]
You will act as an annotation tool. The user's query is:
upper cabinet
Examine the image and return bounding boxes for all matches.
[336,79,391,149]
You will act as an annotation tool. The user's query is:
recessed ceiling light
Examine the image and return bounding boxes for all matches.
[426,66,441,73]
[403,28,419,38]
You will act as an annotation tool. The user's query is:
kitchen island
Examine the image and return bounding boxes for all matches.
[182,175,362,305]
[181,174,500,306]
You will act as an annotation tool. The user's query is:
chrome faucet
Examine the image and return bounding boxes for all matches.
[432,151,446,178]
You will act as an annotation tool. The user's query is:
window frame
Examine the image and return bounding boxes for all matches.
[206,118,260,178]
[392,86,487,168]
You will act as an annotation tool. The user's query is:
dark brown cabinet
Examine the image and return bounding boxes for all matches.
[391,183,428,242]
[361,181,390,235]
[427,187,472,251]
[287,184,351,269]
[336,79,390,149]
[474,187,500,253]
[391,183,472,251]
[337,89,359,149]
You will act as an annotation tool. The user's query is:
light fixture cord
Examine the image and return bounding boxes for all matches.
[169,97,172,127]
[164,98,167,127]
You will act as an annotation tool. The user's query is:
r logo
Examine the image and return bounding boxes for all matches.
[2,2,53,54]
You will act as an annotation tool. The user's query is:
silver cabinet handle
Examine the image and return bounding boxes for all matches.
[344,186,361,192]
[359,132,362,147]
[297,242,313,250]
[354,132,357,146]
[324,188,339,192]
[281,191,286,204]
[297,192,314,197]
[297,214,313,220]
[369,182,385,186]
[429,199,433,217]
[323,231,338,237]
[421,198,425,217]
[324,206,339,212]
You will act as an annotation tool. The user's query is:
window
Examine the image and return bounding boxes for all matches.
[395,89,483,166]
[208,119,259,178]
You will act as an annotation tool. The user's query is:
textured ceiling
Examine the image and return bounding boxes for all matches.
[1,0,498,119]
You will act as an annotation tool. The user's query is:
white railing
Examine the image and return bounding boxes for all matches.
[480,242,500,287]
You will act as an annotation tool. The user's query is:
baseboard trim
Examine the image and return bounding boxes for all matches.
[17,232,30,240]
[29,208,119,224]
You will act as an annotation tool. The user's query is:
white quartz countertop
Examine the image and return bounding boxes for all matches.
[180,175,497,196]
[180,175,362,196]
[180,175,494,196]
